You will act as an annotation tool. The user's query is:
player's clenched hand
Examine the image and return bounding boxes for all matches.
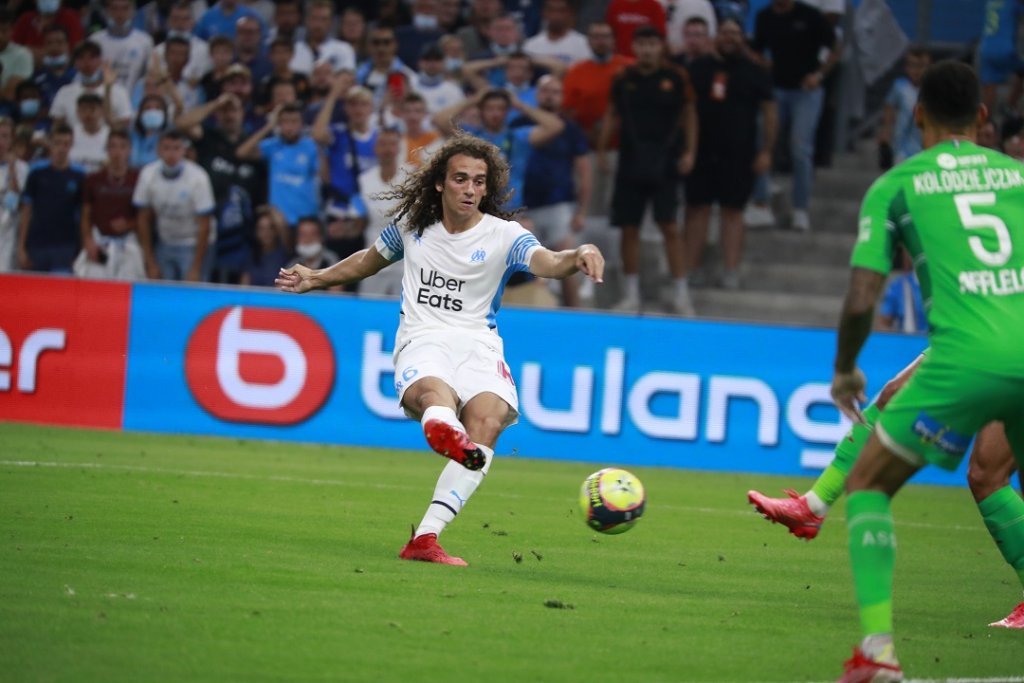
[831,368,868,424]
[276,264,318,293]
[575,244,604,283]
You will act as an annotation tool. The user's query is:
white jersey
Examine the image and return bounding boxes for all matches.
[291,39,356,75]
[413,77,467,115]
[132,159,216,246]
[522,30,593,66]
[374,213,542,343]
[359,165,407,246]
[155,36,213,83]
[91,29,155,91]
[51,81,134,127]
[70,122,110,174]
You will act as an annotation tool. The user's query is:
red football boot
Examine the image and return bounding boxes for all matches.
[747,488,824,540]
[837,647,904,683]
[398,529,468,567]
[423,419,486,470]
[989,601,1024,628]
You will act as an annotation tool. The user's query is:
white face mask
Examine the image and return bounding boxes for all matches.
[296,242,322,259]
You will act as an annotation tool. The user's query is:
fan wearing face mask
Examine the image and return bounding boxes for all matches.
[284,216,342,291]
[129,93,167,167]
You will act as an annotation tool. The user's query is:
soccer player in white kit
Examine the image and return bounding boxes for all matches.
[276,133,605,565]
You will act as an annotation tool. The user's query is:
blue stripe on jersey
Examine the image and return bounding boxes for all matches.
[506,233,541,269]
[379,223,404,261]
[487,262,529,329]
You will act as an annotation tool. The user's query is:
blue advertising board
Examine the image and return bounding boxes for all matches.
[122,282,955,484]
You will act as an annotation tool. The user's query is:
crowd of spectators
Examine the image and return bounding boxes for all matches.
[0,0,1018,323]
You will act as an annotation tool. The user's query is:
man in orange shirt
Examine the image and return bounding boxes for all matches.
[562,22,633,145]
[563,21,632,218]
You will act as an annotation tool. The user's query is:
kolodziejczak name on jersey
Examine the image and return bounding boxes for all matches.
[853,141,1024,374]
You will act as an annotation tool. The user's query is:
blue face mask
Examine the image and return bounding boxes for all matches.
[166,30,191,40]
[37,0,59,14]
[19,99,40,117]
[141,109,165,131]
[444,57,463,71]
[81,70,103,85]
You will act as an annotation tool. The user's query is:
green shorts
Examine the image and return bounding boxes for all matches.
[875,355,1024,471]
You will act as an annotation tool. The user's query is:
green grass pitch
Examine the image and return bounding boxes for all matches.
[0,422,1020,682]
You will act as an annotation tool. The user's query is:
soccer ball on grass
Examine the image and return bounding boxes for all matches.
[579,467,645,534]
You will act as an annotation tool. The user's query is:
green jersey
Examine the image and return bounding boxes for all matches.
[852,140,1024,374]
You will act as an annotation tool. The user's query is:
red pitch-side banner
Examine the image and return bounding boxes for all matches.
[0,274,131,429]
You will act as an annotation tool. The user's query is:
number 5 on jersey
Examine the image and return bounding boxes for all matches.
[954,192,1013,267]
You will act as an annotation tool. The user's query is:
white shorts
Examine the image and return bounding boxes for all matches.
[394,330,519,424]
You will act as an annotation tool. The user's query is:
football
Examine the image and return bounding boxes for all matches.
[579,468,646,534]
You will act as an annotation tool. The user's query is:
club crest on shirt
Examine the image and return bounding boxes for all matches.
[470,248,486,263]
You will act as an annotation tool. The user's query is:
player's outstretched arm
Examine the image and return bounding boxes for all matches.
[529,244,604,282]
[832,266,886,422]
[276,247,391,294]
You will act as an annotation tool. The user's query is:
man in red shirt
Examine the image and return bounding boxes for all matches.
[74,129,143,280]
[605,0,665,57]
[13,0,83,63]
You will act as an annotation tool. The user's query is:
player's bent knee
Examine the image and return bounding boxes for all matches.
[968,423,1016,502]
[463,414,505,446]
[967,461,1002,503]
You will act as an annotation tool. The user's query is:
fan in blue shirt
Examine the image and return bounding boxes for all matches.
[236,102,320,227]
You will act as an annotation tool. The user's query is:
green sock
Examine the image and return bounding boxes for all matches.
[810,404,881,506]
[847,490,896,636]
[977,486,1024,591]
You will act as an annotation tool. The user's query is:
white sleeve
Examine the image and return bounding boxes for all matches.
[132,166,152,207]
[290,43,313,75]
[111,85,134,121]
[335,41,356,72]
[14,160,28,190]
[374,223,405,262]
[505,221,542,273]
[50,86,71,119]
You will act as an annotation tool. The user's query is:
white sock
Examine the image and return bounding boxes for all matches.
[624,274,640,300]
[416,444,494,538]
[673,277,690,299]
[421,405,464,433]
[860,633,897,663]
[804,490,829,517]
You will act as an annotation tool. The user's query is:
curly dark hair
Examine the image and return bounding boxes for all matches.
[378,132,518,236]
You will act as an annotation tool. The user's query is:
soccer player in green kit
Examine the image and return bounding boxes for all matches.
[826,61,1024,681]
[748,355,1024,629]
